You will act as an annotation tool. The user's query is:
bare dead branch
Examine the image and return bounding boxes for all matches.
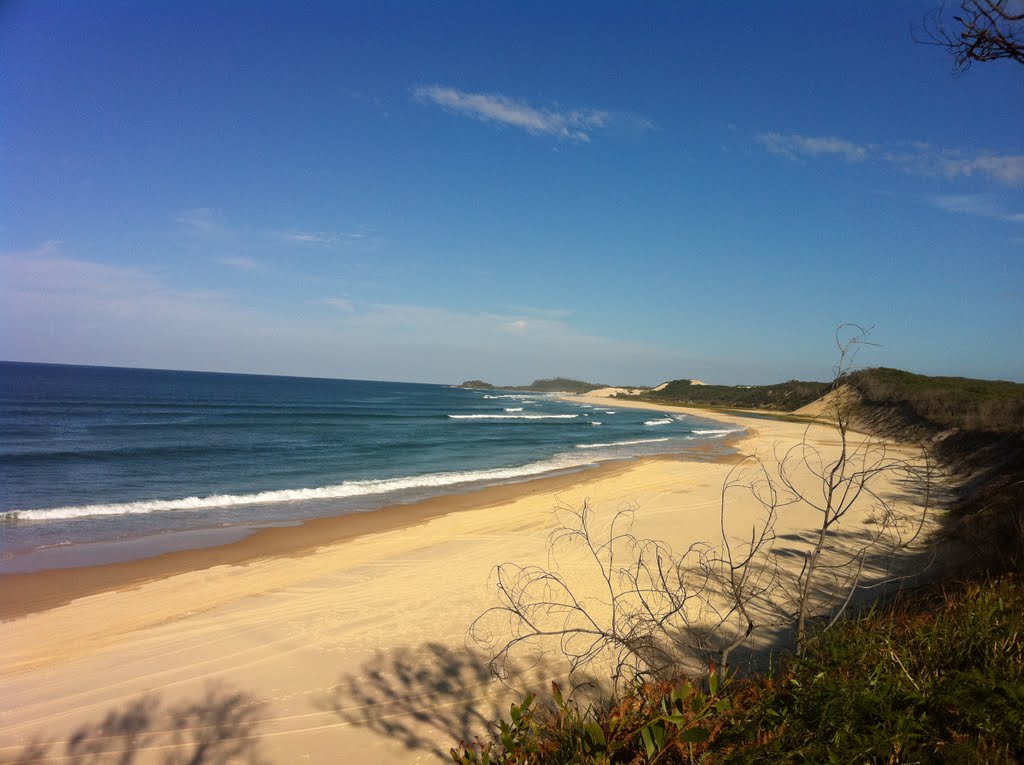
[917,0,1024,72]
[470,325,936,687]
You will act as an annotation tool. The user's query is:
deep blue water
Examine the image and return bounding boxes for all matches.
[0,362,741,568]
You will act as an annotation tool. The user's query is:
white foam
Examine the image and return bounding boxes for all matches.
[603,411,617,414]
[692,428,743,436]
[576,438,670,449]
[504,407,523,412]
[4,456,590,522]
[644,418,674,426]
[590,421,602,426]
[447,414,579,420]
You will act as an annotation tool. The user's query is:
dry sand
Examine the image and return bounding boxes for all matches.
[0,398,930,764]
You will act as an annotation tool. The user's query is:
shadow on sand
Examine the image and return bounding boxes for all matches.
[3,684,268,765]
[317,642,585,762]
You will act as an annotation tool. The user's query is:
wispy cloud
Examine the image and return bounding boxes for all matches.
[320,297,355,312]
[413,84,614,142]
[507,305,575,321]
[281,231,339,245]
[756,132,868,162]
[213,256,262,271]
[929,194,1024,223]
[1,246,680,383]
[279,230,368,246]
[174,210,376,252]
[758,131,1024,186]
[2,244,238,321]
[175,208,221,233]
[886,147,1024,185]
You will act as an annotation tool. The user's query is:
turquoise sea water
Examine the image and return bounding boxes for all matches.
[0,362,741,571]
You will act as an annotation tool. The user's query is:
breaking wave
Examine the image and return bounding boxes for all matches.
[447,414,579,420]
[576,438,670,449]
[2,457,589,522]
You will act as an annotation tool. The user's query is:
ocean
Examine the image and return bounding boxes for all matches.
[0,361,742,572]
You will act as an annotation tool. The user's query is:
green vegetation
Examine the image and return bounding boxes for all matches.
[457,377,610,393]
[718,574,1024,764]
[833,368,1024,570]
[451,671,729,765]
[628,379,831,412]
[847,367,1024,434]
[516,378,608,393]
[452,574,1024,764]
[626,367,1024,428]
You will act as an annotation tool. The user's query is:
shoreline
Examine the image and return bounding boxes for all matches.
[0,428,742,623]
[1,398,930,764]
[0,396,750,621]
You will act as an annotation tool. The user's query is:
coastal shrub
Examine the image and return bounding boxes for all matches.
[450,672,729,765]
[634,379,830,412]
[718,574,1024,763]
[453,575,1024,763]
[847,367,1024,434]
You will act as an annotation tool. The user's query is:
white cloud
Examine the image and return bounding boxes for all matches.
[756,132,868,162]
[280,230,371,246]
[413,84,611,142]
[929,194,1024,223]
[758,131,1024,186]
[896,151,1024,185]
[281,231,337,245]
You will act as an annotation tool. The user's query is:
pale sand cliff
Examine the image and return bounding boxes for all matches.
[0,399,930,764]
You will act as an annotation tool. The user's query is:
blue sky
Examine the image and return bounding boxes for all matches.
[2,2,1022,385]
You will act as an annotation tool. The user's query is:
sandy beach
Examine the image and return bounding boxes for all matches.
[0,398,931,764]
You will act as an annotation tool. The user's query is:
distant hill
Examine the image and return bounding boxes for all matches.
[630,378,831,411]
[457,377,607,393]
[516,377,607,393]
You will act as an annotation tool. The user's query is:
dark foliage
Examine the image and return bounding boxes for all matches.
[846,367,1024,435]
[516,378,609,393]
[842,368,1024,570]
[458,378,611,393]
[634,379,831,412]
